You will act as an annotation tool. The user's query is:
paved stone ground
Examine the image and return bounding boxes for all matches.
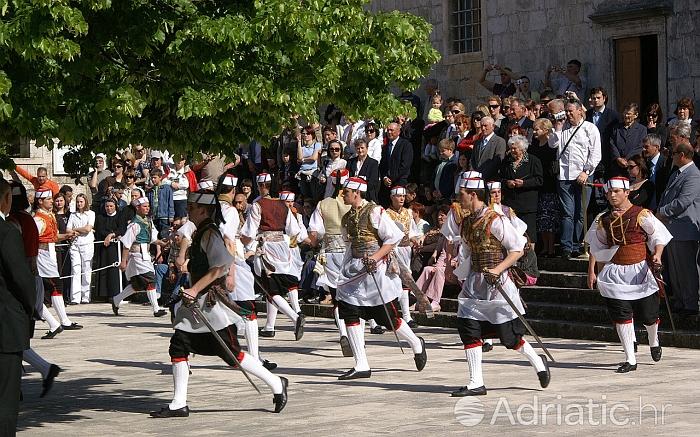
[18,303,700,436]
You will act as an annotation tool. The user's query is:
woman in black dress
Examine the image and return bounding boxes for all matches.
[94,198,122,299]
[529,118,559,257]
[626,155,655,209]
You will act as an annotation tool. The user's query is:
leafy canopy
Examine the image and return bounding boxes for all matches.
[0,0,439,172]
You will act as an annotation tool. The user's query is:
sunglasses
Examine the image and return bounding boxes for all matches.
[488,104,500,109]
[455,122,463,126]
[329,148,341,152]
[366,129,376,133]
[114,164,123,168]
[450,110,461,114]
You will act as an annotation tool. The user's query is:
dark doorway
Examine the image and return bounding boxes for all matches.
[614,35,659,113]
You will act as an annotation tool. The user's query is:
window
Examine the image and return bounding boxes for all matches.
[450,0,481,54]
[3,136,29,158]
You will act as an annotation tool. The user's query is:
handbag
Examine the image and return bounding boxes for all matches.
[552,122,583,177]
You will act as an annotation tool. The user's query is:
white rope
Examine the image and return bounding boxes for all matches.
[58,262,120,279]
[55,238,119,248]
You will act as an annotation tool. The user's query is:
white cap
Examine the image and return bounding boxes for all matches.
[459,177,485,190]
[487,181,501,190]
[132,197,149,206]
[605,177,630,192]
[222,175,238,187]
[256,173,271,184]
[344,176,367,192]
[150,150,163,159]
[330,168,350,185]
[35,189,53,199]
[456,171,483,193]
[279,191,295,201]
[197,180,215,191]
[187,192,216,204]
[390,186,407,196]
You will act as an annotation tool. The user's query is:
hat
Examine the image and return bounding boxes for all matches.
[605,177,630,192]
[95,153,107,161]
[187,191,217,205]
[222,175,238,187]
[132,197,149,206]
[35,189,53,199]
[487,181,501,190]
[256,173,272,184]
[390,186,407,196]
[279,191,295,201]
[197,180,215,191]
[456,171,482,193]
[344,177,367,192]
[459,177,485,190]
[330,168,349,186]
[150,150,163,159]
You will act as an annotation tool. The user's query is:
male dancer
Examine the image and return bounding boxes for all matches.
[451,176,550,396]
[113,196,168,317]
[385,186,420,328]
[150,187,287,417]
[33,189,82,337]
[336,177,426,380]
[240,176,305,340]
[279,190,308,315]
[585,177,672,372]
[308,169,353,356]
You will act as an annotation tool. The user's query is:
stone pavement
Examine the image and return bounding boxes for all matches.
[18,303,700,436]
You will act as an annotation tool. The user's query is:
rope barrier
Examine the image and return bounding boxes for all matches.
[56,240,123,279]
[55,238,120,248]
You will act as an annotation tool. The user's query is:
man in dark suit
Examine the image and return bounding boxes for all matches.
[0,178,36,435]
[470,116,507,181]
[642,133,670,210]
[347,139,380,203]
[432,138,459,199]
[657,126,700,316]
[500,98,533,139]
[379,122,413,206]
[585,87,620,178]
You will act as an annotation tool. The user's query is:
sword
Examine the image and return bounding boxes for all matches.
[181,290,262,394]
[483,269,556,362]
[391,251,434,318]
[364,257,405,354]
[648,261,676,336]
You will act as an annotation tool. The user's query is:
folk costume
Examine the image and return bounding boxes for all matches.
[335,177,427,380]
[150,189,287,418]
[280,191,306,315]
[451,177,550,397]
[585,177,672,372]
[112,197,167,317]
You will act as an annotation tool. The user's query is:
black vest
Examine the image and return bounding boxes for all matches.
[188,219,223,285]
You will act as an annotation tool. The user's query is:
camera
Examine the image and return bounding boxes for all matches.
[554,111,566,121]
[515,79,523,86]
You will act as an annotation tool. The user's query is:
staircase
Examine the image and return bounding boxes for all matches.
[301,256,700,348]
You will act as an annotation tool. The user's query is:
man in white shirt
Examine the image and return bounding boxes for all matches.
[548,99,601,258]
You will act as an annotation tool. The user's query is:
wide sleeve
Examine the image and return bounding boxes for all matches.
[295,214,309,241]
[585,214,617,262]
[120,222,138,247]
[372,206,403,246]
[440,209,461,242]
[284,208,302,238]
[639,210,673,250]
[307,206,325,236]
[202,229,234,269]
[408,217,420,239]
[240,202,261,239]
[491,216,527,253]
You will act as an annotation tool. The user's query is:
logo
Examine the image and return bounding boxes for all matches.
[454,397,485,427]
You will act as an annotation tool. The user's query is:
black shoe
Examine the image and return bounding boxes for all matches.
[149,406,190,418]
[481,342,493,353]
[616,362,637,373]
[651,345,662,362]
[370,326,385,335]
[40,364,61,398]
[262,360,278,371]
[414,337,427,371]
[340,336,353,357]
[633,341,638,353]
[273,377,288,413]
[338,368,371,380]
[451,385,487,397]
[61,322,83,330]
[294,314,306,341]
[154,309,168,317]
[111,300,120,316]
[407,320,418,329]
[41,326,64,339]
[259,329,275,338]
[571,250,583,258]
[561,251,572,260]
[68,302,79,306]
[537,354,551,388]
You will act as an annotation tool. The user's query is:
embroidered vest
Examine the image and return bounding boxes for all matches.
[342,202,381,257]
[600,205,649,265]
[258,197,288,232]
[133,215,153,244]
[451,202,469,226]
[319,196,351,236]
[386,207,412,246]
[461,209,505,271]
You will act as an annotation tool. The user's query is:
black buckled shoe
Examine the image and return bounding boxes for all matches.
[111,300,120,316]
[41,326,64,339]
[482,342,493,353]
[40,364,61,397]
[451,385,487,397]
[651,345,662,362]
[340,336,353,357]
[294,314,306,341]
[537,354,551,388]
[149,406,190,418]
[154,309,168,317]
[370,325,385,335]
[616,362,637,373]
[262,360,278,371]
[338,368,371,380]
[414,337,427,371]
[273,377,288,413]
[259,329,275,338]
[62,322,83,330]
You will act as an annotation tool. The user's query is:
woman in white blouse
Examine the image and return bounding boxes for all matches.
[67,194,96,304]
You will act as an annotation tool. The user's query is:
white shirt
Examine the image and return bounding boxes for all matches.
[548,119,601,180]
[166,168,189,201]
[367,137,383,162]
[67,210,95,246]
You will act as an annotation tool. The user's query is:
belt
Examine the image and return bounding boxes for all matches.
[470,250,503,271]
[258,231,285,243]
[611,242,647,265]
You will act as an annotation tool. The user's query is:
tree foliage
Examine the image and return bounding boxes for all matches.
[0,0,439,173]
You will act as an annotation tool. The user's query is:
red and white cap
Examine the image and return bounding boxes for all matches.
[330,168,350,185]
[222,175,238,187]
[390,186,407,196]
[35,189,53,199]
[344,176,367,192]
[605,177,630,191]
[487,181,501,190]
[456,171,482,193]
[279,191,295,201]
[256,173,271,184]
[132,197,149,206]
[459,177,485,190]
[197,180,215,191]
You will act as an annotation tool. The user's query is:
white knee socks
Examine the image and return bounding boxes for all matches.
[264,300,278,332]
[244,319,260,359]
[288,289,301,313]
[465,346,484,389]
[616,322,637,365]
[368,319,378,329]
[41,304,61,331]
[23,348,51,378]
[645,320,659,348]
[517,340,546,372]
[51,295,72,326]
[346,323,370,371]
[399,290,412,322]
[169,360,189,410]
[113,285,135,308]
[239,353,283,394]
[334,307,347,338]
[146,289,160,313]
[395,321,423,354]
[271,295,299,322]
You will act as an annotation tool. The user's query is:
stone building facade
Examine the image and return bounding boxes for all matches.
[370,0,700,117]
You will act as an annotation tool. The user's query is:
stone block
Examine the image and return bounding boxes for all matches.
[528,10,548,31]
[489,15,508,34]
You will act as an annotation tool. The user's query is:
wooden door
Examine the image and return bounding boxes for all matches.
[615,37,641,113]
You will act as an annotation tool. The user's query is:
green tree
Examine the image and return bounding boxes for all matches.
[0,0,439,174]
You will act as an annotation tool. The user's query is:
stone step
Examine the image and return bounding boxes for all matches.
[535,270,588,289]
[520,286,603,306]
[537,256,589,273]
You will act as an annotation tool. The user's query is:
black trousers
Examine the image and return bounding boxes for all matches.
[0,352,22,436]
